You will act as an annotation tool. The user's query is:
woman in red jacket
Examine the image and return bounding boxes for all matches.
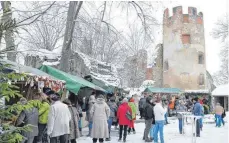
[117,98,132,142]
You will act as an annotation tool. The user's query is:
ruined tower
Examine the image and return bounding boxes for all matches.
[163,6,206,90]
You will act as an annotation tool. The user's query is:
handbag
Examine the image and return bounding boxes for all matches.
[126,110,132,120]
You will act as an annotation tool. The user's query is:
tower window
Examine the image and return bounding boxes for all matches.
[164,60,169,71]
[182,34,190,44]
[198,53,204,64]
[198,74,205,85]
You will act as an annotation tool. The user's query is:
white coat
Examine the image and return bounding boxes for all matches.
[90,98,110,138]
[47,101,71,137]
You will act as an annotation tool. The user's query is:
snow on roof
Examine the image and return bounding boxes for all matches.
[43,61,60,66]
[26,48,60,60]
[76,51,120,87]
[212,84,229,96]
[184,89,209,93]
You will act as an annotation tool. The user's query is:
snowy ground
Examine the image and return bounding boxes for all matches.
[77,115,228,143]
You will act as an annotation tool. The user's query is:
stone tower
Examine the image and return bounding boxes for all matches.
[163,6,206,90]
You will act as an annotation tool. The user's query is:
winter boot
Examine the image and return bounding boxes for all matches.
[80,131,83,137]
[123,137,126,142]
[118,138,122,142]
[145,138,153,142]
[133,131,136,134]
[105,138,111,141]
[87,129,91,137]
[123,134,127,142]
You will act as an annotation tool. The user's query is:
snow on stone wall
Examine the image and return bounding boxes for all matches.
[76,51,120,87]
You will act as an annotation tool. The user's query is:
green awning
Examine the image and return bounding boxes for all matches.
[39,65,106,94]
[144,87,182,94]
[91,78,114,93]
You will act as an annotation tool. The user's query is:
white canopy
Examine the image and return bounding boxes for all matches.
[212,84,229,96]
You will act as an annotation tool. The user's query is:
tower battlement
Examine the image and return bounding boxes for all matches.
[163,6,203,26]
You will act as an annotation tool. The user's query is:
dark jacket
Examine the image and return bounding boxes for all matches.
[16,107,39,138]
[144,97,155,124]
[139,97,146,109]
[68,106,80,139]
[107,101,118,118]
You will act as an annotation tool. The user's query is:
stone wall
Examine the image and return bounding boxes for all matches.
[24,55,43,69]
[24,50,90,78]
[163,6,206,90]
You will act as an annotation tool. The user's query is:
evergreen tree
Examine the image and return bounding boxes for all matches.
[0,63,41,143]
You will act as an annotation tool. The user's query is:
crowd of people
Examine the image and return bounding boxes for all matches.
[14,89,226,143]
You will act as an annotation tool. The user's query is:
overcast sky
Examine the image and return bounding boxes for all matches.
[110,0,228,75]
[2,0,228,75]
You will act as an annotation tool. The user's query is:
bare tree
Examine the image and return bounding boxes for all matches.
[0,1,56,59]
[1,1,16,61]
[212,14,228,85]
[60,1,83,72]
[18,1,67,51]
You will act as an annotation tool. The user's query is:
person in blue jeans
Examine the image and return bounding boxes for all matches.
[106,96,118,141]
[192,97,202,137]
[214,103,224,127]
[153,98,166,143]
[176,101,187,134]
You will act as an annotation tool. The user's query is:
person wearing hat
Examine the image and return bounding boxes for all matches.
[16,98,39,143]
[63,99,80,143]
[153,97,166,143]
[117,98,132,142]
[47,93,71,143]
[192,97,202,137]
[90,94,110,143]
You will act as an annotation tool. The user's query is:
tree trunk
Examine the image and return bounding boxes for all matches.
[1,1,16,61]
[60,1,83,72]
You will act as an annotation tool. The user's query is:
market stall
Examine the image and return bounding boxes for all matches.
[144,87,183,116]
[212,84,229,111]
[0,59,65,104]
[184,90,211,113]
[39,65,106,95]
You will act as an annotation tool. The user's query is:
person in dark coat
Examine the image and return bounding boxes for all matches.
[143,96,155,142]
[139,95,146,119]
[63,99,80,143]
[16,98,39,143]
